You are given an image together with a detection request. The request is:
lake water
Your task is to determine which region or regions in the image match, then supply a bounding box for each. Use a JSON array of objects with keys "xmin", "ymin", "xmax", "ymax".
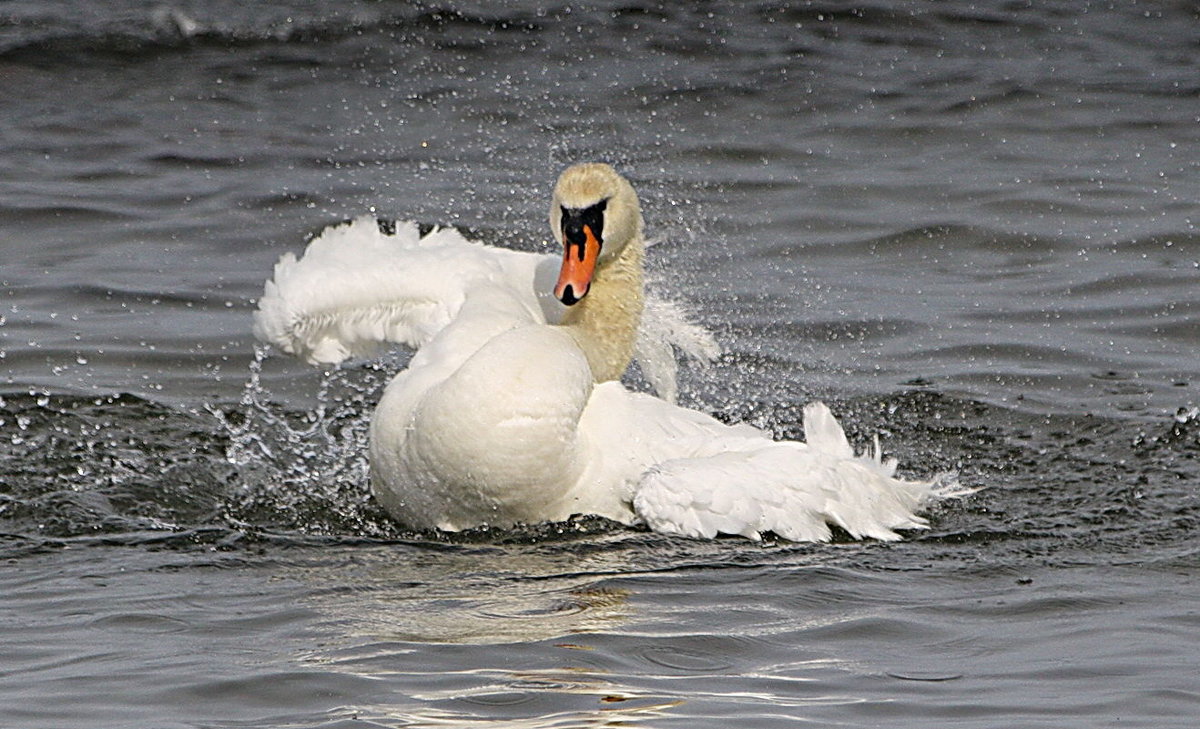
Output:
[{"xmin": 2, "ymin": 1, "xmax": 1198, "ymax": 726}]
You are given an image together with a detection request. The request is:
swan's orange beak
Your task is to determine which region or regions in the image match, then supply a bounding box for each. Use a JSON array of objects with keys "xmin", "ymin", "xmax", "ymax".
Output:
[{"xmin": 554, "ymin": 223, "xmax": 601, "ymax": 306}]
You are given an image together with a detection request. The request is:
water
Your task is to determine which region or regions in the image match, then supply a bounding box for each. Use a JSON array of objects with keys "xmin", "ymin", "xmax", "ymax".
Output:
[{"xmin": 2, "ymin": 1, "xmax": 1198, "ymax": 726}]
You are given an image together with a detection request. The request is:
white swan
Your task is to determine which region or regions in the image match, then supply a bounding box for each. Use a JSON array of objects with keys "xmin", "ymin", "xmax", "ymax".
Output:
[{"xmin": 254, "ymin": 163, "xmax": 957, "ymax": 541}]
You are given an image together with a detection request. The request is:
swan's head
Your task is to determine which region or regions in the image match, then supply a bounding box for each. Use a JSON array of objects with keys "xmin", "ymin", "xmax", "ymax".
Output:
[{"xmin": 550, "ymin": 163, "xmax": 642, "ymax": 306}]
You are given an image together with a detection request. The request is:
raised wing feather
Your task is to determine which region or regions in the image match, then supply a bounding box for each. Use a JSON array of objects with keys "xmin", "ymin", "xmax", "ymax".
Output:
[
  {"xmin": 253, "ymin": 217, "xmax": 553, "ymax": 365},
  {"xmin": 634, "ymin": 294, "xmax": 720, "ymax": 403}
]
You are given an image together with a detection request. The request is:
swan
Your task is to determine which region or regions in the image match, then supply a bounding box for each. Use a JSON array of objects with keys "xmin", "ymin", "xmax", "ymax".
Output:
[{"xmin": 254, "ymin": 163, "xmax": 958, "ymax": 541}]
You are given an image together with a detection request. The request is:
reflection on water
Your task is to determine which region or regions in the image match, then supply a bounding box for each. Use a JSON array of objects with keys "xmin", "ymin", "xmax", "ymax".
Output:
[
  {"xmin": 284, "ymin": 544, "xmax": 684, "ymax": 729},
  {"xmin": 292, "ymin": 544, "xmax": 635, "ymax": 646}
]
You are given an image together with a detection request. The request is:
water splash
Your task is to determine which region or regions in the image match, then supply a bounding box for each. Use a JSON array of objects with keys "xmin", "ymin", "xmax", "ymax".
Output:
[{"xmin": 209, "ymin": 346, "xmax": 401, "ymax": 538}]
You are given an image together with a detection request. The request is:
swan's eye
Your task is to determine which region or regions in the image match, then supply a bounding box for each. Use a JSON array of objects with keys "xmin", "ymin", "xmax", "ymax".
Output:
[{"xmin": 561, "ymin": 199, "xmax": 608, "ymax": 250}]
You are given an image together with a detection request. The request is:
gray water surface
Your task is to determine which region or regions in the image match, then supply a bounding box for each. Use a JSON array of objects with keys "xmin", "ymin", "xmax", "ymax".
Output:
[{"xmin": 2, "ymin": 2, "xmax": 1198, "ymax": 727}]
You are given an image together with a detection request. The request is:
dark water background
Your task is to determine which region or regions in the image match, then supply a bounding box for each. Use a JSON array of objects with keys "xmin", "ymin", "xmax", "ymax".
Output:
[{"xmin": 2, "ymin": 2, "xmax": 1198, "ymax": 726}]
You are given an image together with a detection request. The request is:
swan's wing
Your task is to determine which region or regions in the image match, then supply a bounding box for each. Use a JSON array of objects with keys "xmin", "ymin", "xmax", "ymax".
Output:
[
  {"xmin": 637, "ymin": 238, "xmax": 721, "ymax": 388},
  {"xmin": 583, "ymin": 386, "xmax": 954, "ymax": 542},
  {"xmin": 633, "ymin": 293, "xmax": 720, "ymax": 403},
  {"xmin": 253, "ymin": 216, "xmax": 558, "ymax": 365}
]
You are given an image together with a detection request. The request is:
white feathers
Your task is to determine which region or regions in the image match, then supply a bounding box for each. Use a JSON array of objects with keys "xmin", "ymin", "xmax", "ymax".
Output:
[
  {"xmin": 253, "ymin": 218, "xmax": 535, "ymax": 365},
  {"xmin": 631, "ymin": 402, "xmax": 939, "ymax": 542},
  {"xmin": 633, "ymin": 294, "xmax": 720, "ymax": 403}
]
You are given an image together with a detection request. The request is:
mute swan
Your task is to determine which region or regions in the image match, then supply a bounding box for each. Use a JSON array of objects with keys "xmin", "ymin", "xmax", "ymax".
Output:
[{"xmin": 254, "ymin": 163, "xmax": 957, "ymax": 541}]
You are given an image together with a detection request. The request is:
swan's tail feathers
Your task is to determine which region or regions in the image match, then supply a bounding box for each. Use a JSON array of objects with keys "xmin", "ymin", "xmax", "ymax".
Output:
[
  {"xmin": 803, "ymin": 401, "xmax": 902, "ymax": 477},
  {"xmin": 633, "ymin": 403, "xmax": 958, "ymax": 543},
  {"xmin": 928, "ymin": 471, "xmax": 978, "ymax": 499},
  {"xmin": 802, "ymin": 401, "xmax": 855, "ymax": 460},
  {"xmin": 634, "ymin": 295, "xmax": 721, "ymax": 403},
  {"xmin": 253, "ymin": 216, "xmax": 544, "ymax": 365}
]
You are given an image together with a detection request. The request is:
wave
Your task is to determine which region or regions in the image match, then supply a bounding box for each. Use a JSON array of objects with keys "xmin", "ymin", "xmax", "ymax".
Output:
[{"xmin": 0, "ymin": 2, "xmax": 545, "ymax": 65}]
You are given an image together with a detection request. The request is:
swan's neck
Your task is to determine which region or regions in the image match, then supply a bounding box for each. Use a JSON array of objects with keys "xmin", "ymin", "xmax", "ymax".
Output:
[{"xmin": 560, "ymin": 237, "xmax": 644, "ymax": 383}]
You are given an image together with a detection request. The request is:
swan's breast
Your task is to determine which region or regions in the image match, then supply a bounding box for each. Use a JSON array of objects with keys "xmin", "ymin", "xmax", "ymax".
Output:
[{"xmin": 403, "ymin": 325, "xmax": 593, "ymax": 514}]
